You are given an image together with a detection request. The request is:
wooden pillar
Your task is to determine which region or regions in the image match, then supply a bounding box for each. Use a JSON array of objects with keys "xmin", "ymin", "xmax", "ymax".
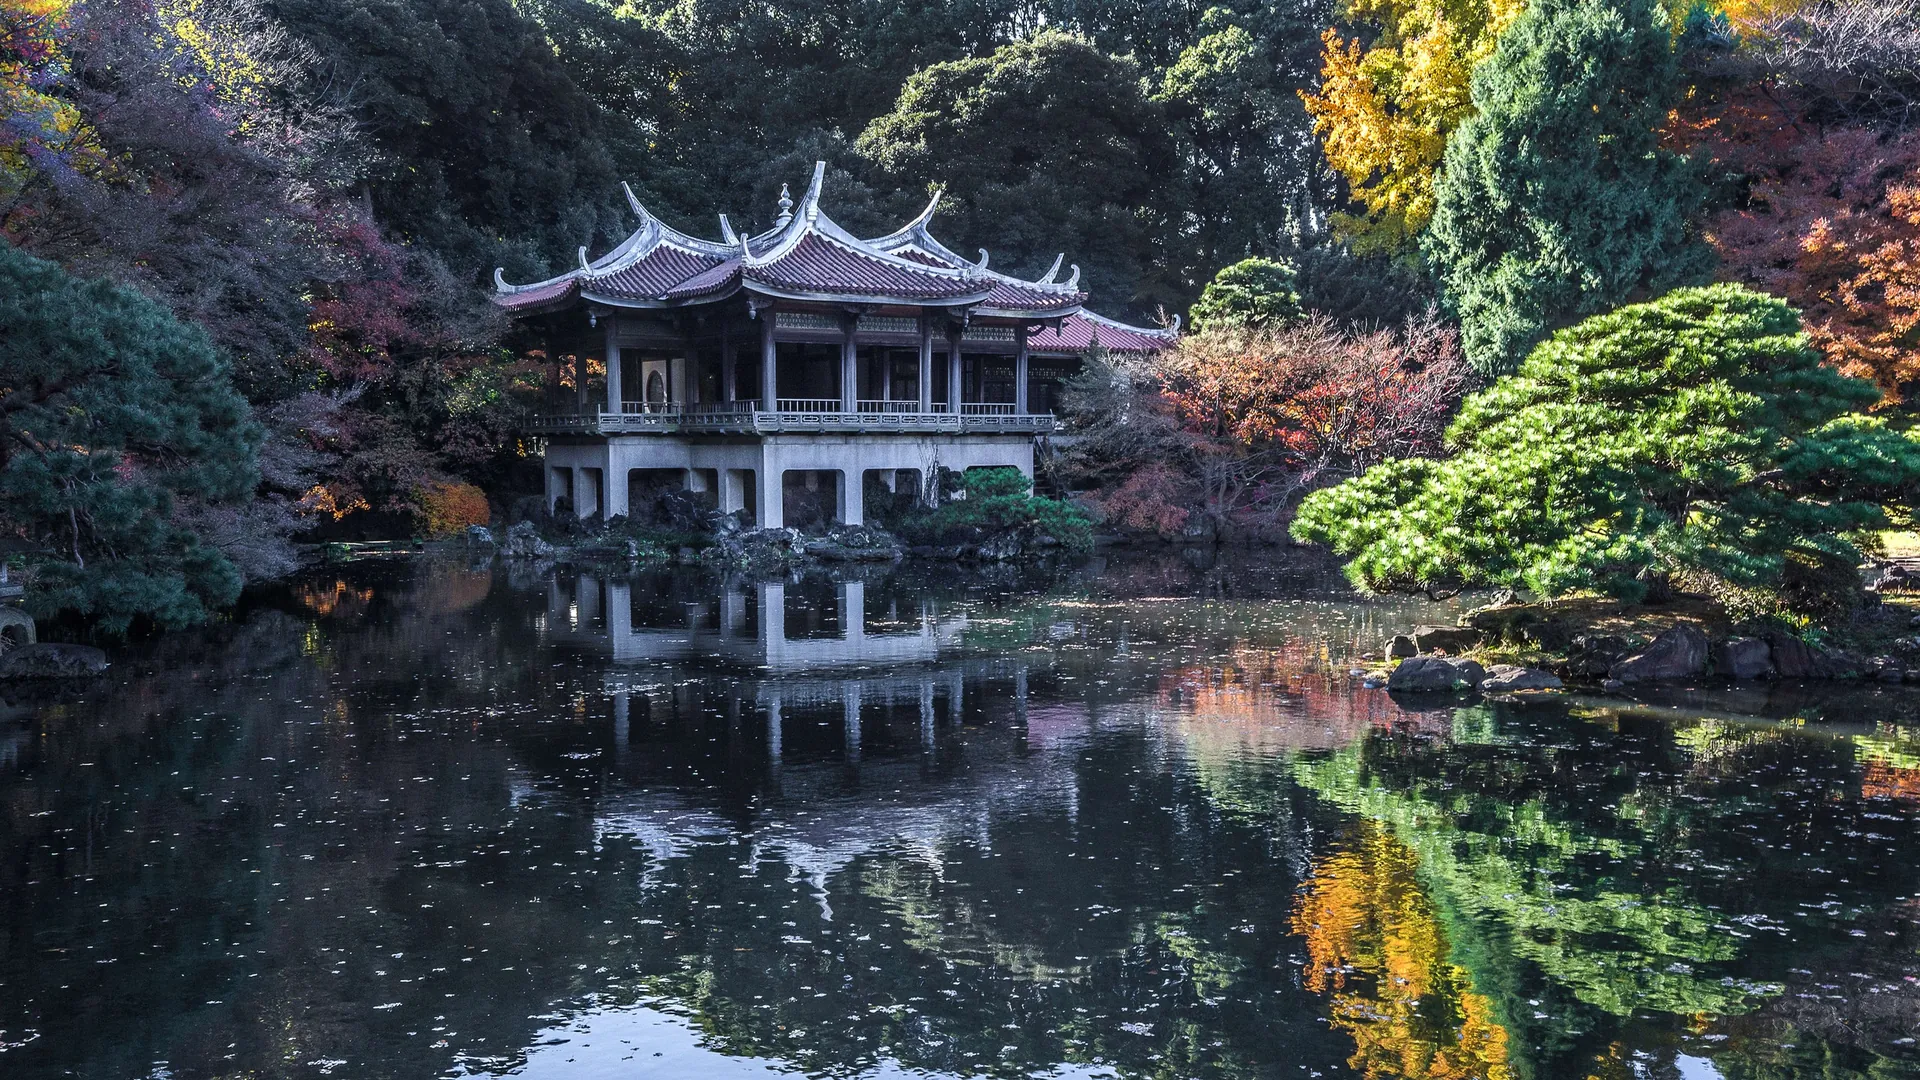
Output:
[
  {"xmin": 760, "ymin": 317, "xmax": 777, "ymax": 412},
  {"xmin": 1014, "ymin": 327, "xmax": 1029, "ymax": 414},
  {"xmin": 917, "ymin": 316, "xmax": 934, "ymax": 413},
  {"xmin": 880, "ymin": 349, "xmax": 892, "ymax": 402},
  {"xmin": 574, "ymin": 352, "xmax": 587, "ymax": 412},
  {"xmin": 946, "ymin": 328, "xmax": 963, "ymax": 413},
  {"xmin": 840, "ymin": 319, "xmax": 858, "ymax": 412},
  {"xmin": 604, "ymin": 322, "xmax": 622, "ymax": 413},
  {"xmin": 722, "ymin": 337, "xmax": 737, "ymax": 402}
]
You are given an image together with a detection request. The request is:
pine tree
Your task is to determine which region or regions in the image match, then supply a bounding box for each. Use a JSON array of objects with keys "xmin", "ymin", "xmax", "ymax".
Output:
[
  {"xmin": 1293, "ymin": 285, "xmax": 1920, "ymax": 621},
  {"xmin": 1422, "ymin": 0, "xmax": 1711, "ymax": 375},
  {"xmin": 0, "ymin": 242, "xmax": 261, "ymax": 633},
  {"xmin": 1188, "ymin": 257, "xmax": 1304, "ymax": 331}
]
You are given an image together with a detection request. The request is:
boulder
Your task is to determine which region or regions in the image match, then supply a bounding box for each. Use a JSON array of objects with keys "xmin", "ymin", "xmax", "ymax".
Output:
[
  {"xmin": 502, "ymin": 521, "xmax": 554, "ymax": 559},
  {"xmin": 1762, "ymin": 632, "xmax": 1861, "ymax": 679},
  {"xmin": 1385, "ymin": 634, "xmax": 1418, "ymax": 660},
  {"xmin": 1609, "ymin": 625, "xmax": 1709, "ymax": 683},
  {"xmin": 1712, "ymin": 637, "xmax": 1773, "ymax": 680},
  {"xmin": 464, "ymin": 525, "xmax": 495, "ymax": 546},
  {"xmin": 0, "ymin": 642, "xmax": 109, "ymax": 679},
  {"xmin": 1866, "ymin": 563, "xmax": 1916, "ymax": 593},
  {"xmin": 1481, "ymin": 665, "xmax": 1564, "ymax": 693},
  {"xmin": 977, "ymin": 531, "xmax": 1024, "ymax": 561},
  {"xmin": 805, "ymin": 525, "xmax": 903, "ymax": 562},
  {"xmin": 1387, "ymin": 655, "xmax": 1486, "ymax": 692},
  {"xmin": 1568, "ymin": 633, "xmax": 1633, "ymax": 677},
  {"xmin": 1411, "ymin": 625, "xmax": 1482, "ymax": 654},
  {"xmin": 1764, "ymin": 632, "xmax": 1818, "ymax": 678}
]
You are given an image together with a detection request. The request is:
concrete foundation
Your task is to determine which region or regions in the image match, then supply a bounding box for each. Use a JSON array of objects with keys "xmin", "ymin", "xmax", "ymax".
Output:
[{"xmin": 544, "ymin": 433, "xmax": 1035, "ymax": 529}]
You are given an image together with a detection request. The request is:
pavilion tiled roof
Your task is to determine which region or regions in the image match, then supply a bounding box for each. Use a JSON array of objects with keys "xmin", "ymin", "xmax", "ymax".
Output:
[
  {"xmin": 1029, "ymin": 310, "xmax": 1178, "ymax": 354},
  {"xmin": 862, "ymin": 194, "xmax": 1086, "ymax": 317},
  {"xmin": 492, "ymin": 162, "xmax": 1137, "ymax": 332}
]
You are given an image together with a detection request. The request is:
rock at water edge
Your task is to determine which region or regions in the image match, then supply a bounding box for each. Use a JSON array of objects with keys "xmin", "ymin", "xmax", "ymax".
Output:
[
  {"xmin": 1388, "ymin": 655, "xmax": 1486, "ymax": 692},
  {"xmin": 1712, "ymin": 637, "xmax": 1773, "ymax": 680},
  {"xmin": 1481, "ymin": 665, "xmax": 1564, "ymax": 692},
  {"xmin": 1609, "ymin": 626, "xmax": 1709, "ymax": 683},
  {"xmin": 0, "ymin": 642, "xmax": 109, "ymax": 679}
]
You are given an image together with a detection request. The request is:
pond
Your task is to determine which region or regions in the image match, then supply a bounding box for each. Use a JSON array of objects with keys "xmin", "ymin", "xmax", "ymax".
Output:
[{"xmin": 1, "ymin": 552, "xmax": 1917, "ymax": 1080}]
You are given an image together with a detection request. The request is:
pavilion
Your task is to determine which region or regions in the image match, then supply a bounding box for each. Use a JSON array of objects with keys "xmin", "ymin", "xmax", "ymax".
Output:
[{"xmin": 497, "ymin": 161, "xmax": 1175, "ymax": 529}]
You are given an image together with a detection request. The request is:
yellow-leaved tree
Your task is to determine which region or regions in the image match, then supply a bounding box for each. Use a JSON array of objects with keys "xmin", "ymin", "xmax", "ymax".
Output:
[
  {"xmin": 1304, "ymin": 0, "xmax": 1524, "ymax": 254},
  {"xmin": 0, "ymin": 0, "xmax": 101, "ymax": 202}
]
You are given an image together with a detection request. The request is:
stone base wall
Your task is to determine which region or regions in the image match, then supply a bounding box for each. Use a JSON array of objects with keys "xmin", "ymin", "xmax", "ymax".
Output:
[{"xmin": 544, "ymin": 433, "xmax": 1035, "ymax": 528}]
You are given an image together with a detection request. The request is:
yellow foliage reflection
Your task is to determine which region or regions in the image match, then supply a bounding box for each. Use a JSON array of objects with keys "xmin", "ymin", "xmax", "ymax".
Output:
[{"xmin": 1293, "ymin": 822, "xmax": 1513, "ymax": 1080}]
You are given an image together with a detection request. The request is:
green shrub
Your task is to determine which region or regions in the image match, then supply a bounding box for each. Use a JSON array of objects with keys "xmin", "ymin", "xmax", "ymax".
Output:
[
  {"xmin": 1188, "ymin": 257, "xmax": 1303, "ymax": 333},
  {"xmin": 899, "ymin": 468, "xmax": 1094, "ymax": 554}
]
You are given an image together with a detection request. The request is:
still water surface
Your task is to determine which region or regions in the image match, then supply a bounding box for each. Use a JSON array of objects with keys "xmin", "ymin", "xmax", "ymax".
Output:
[{"xmin": 1, "ymin": 553, "xmax": 1917, "ymax": 1079}]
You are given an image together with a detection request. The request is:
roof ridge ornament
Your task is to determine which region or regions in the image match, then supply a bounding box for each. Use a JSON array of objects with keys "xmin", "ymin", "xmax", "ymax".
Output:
[
  {"xmin": 1065, "ymin": 264, "xmax": 1080, "ymax": 289},
  {"xmin": 775, "ymin": 184, "xmax": 793, "ymax": 228},
  {"xmin": 1039, "ymin": 254, "xmax": 1064, "ymax": 284},
  {"xmin": 1168, "ymin": 314, "xmax": 1182, "ymax": 334},
  {"xmin": 718, "ymin": 214, "xmax": 738, "ymax": 245},
  {"xmin": 493, "ymin": 267, "xmax": 510, "ymax": 293},
  {"xmin": 975, "ymin": 249, "xmax": 989, "ymax": 272},
  {"xmin": 622, "ymin": 182, "xmax": 650, "ymax": 222},
  {"xmin": 578, "ymin": 246, "xmax": 593, "ymax": 274}
]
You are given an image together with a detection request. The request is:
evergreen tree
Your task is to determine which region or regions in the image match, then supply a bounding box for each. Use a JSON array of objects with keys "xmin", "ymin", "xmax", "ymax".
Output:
[
  {"xmin": 1188, "ymin": 257, "xmax": 1304, "ymax": 330},
  {"xmin": 263, "ymin": 0, "xmax": 641, "ymax": 280},
  {"xmin": 1422, "ymin": 0, "xmax": 1711, "ymax": 374},
  {"xmin": 1293, "ymin": 285, "xmax": 1920, "ymax": 620},
  {"xmin": 0, "ymin": 242, "xmax": 262, "ymax": 633},
  {"xmin": 857, "ymin": 31, "xmax": 1177, "ymax": 314}
]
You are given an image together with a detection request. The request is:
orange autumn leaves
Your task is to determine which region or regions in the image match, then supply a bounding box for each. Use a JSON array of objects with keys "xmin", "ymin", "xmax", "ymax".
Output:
[
  {"xmin": 1293, "ymin": 823, "xmax": 1514, "ymax": 1080},
  {"xmin": 1701, "ymin": 119, "xmax": 1920, "ymax": 402}
]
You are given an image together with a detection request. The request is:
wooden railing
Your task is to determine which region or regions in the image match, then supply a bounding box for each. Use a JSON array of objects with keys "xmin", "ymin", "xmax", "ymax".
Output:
[
  {"xmin": 857, "ymin": 400, "xmax": 924, "ymax": 414},
  {"xmin": 959, "ymin": 402, "xmax": 1016, "ymax": 415},
  {"xmin": 775, "ymin": 398, "xmax": 843, "ymax": 413}
]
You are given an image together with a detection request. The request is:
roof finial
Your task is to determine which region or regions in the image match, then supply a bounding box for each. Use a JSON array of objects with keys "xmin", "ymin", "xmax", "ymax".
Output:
[
  {"xmin": 493, "ymin": 267, "xmax": 510, "ymax": 293},
  {"xmin": 975, "ymin": 249, "xmax": 990, "ymax": 272},
  {"xmin": 1040, "ymin": 253, "xmax": 1064, "ymax": 284},
  {"xmin": 578, "ymin": 246, "xmax": 592, "ymax": 273},
  {"xmin": 718, "ymin": 214, "xmax": 738, "ymax": 245},
  {"xmin": 1065, "ymin": 264, "xmax": 1081, "ymax": 289},
  {"xmin": 775, "ymin": 184, "xmax": 793, "ymax": 228},
  {"xmin": 1168, "ymin": 314, "xmax": 1182, "ymax": 334}
]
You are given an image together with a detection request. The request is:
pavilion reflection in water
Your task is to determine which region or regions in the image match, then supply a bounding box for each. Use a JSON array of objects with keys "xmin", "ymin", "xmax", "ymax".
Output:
[{"xmin": 541, "ymin": 571, "xmax": 1039, "ymax": 769}]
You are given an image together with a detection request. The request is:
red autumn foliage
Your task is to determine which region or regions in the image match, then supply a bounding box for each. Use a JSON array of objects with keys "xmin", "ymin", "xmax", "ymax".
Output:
[
  {"xmin": 1067, "ymin": 315, "xmax": 1473, "ymax": 536},
  {"xmin": 1696, "ymin": 108, "xmax": 1920, "ymax": 401}
]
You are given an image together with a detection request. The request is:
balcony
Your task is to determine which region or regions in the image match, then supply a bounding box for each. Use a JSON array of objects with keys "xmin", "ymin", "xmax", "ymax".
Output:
[{"xmin": 527, "ymin": 401, "xmax": 1056, "ymax": 437}]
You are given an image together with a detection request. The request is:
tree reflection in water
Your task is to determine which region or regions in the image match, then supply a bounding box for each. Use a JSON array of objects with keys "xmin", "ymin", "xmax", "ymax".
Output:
[
  {"xmin": 0, "ymin": 553, "xmax": 1915, "ymax": 1079},
  {"xmin": 1293, "ymin": 822, "xmax": 1513, "ymax": 1080}
]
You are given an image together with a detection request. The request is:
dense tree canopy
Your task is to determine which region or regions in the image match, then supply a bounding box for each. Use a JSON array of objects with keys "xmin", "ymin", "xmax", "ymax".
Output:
[
  {"xmin": 0, "ymin": 241, "xmax": 261, "ymax": 632},
  {"xmin": 1293, "ymin": 285, "xmax": 1920, "ymax": 617},
  {"xmin": 858, "ymin": 31, "xmax": 1179, "ymax": 311},
  {"xmin": 1421, "ymin": 0, "xmax": 1710, "ymax": 374}
]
